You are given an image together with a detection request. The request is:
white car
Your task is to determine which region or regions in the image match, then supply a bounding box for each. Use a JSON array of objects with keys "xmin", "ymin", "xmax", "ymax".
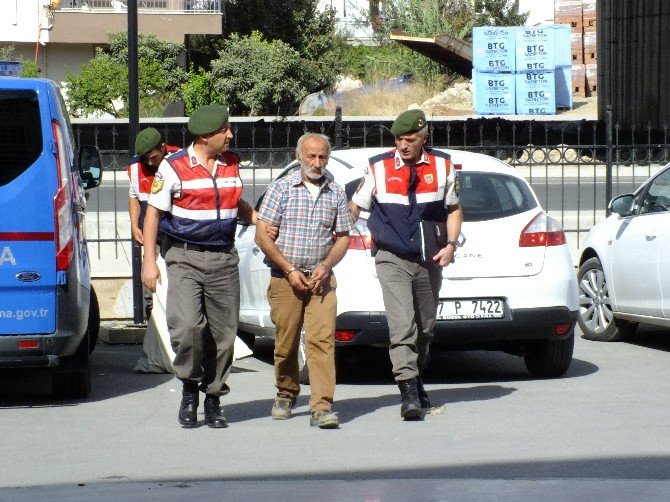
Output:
[
  {"xmin": 236, "ymin": 148, "xmax": 578, "ymax": 380},
  {"xmin": 578, "ymin": 162, "xmax": 670, "ymax": 341}
]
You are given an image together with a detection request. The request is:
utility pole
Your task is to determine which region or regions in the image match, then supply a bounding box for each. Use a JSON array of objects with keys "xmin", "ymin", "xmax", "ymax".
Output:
[{"xmin": 127, "ymin": 0, "xmax": 143, "ymax": 325}]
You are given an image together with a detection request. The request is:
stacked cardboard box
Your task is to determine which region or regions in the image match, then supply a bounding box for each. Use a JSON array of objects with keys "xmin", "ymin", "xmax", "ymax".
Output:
[
  {"xmin": 472, "ymin": 25, "xmax": 573, "ymax": 115},
  {"xmin": 555, "ymin": 0, "xmax": 597, "ymax": 97},
  {"xmin": 472, "ymin": 27, "xmax": 518, "ymax": 114}
]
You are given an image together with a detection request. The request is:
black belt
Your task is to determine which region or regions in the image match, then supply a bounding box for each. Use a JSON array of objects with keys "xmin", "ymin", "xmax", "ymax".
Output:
[
  {"xmin": 169, "ymin": 239, "xmax": 232, "ymax": 253},
  {"xmin": 270, "ymin": 268, "xmax": 313, "ymax": 278}
]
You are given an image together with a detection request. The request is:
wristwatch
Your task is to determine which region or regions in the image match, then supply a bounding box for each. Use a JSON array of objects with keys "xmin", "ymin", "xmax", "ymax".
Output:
[
  {"xmin": 285, "ymin": 266, "xmax": 298, "ymax": 277},
  {"xmin": 445, "ymin": 241, "xmax": 457, "ymax": 248}
]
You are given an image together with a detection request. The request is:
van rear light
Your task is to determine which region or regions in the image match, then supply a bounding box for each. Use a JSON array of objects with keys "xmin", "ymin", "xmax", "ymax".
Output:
[
  {"xmin": 52, "ymin": 120, "xmax": 74, "ymax": 270},
  {"xmin": 54, "ymin": 188, "xmax": 74, "ymax": 270},
  {"xmin": 335, "ymin": 329, "xmax": 356, "ymax": 342},
  {"xmin": 18, "ymin": 340, "xmax": 39, "ymax": 349},
  {"xmin": 519, "ymin": 212, "xmax": 566, "ymax": 247}
]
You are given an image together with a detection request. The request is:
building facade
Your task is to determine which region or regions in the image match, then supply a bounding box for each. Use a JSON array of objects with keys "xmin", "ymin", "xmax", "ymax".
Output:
[{"xmin": 1, "ymin": 0, "xmax": 223, "ymax": 84}]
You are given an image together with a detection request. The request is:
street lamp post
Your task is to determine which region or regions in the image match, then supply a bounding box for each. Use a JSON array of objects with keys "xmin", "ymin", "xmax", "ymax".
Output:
[{"xmin": 127, "ymin": 0, "xmax": 144, "ymax": 325}]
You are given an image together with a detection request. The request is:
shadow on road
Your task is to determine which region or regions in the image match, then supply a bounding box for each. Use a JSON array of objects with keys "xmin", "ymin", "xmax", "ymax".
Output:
[
  {"xmin": 0, "ymin": 343, "xmax": 173, "ymax": 408},
  {"xmin": 624, "ymin": 324, "xmax": 670, "ymax": 352},
  {"xmin": 252, "ymin": 336, "xmax": 598, "ymax": 386}
]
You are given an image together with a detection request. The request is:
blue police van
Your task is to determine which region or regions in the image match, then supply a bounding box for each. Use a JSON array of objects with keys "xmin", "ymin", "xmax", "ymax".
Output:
[{"xmin": 0, "ymin": 77, "xmax": 102, "ymax": 398}]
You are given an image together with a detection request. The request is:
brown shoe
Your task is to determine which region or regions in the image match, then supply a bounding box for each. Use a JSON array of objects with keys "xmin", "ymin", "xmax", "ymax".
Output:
[
  {"xmin": 271, "ymin": 394, "xmax": 296, "ymax": 420},
  {"xmin": 310, "ymin": 409, "xmax": 339, "ymax": 429}
]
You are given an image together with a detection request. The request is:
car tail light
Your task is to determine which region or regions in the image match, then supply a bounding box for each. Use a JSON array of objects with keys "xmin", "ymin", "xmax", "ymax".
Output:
[
  {"xmin": 52, "ymin": 120, "xmax": 74, "ymax": 270},
  {"xmin": 18, "ymin": 340, "xmax": 39, "ymax": 349},
  {"xmin": 349, "ymin": 234, "xmax": 372, "ymax": 250},
  {"xmin": 519, "ymin": 212, "xmax": 566, "ymax": 247},
  {"xmin": 335, "ymin": 329, "xmax": 356, "ymax": 342},
  {"xmin": 554, "ymin": 323, "xmax": 572, "ymax": 335},
  {"xmin": 349, "ymin": 220, "xmax": 372, "ymax": 250}
]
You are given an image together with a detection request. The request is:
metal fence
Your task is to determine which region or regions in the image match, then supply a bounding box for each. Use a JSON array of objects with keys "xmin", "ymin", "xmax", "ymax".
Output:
[{"xmin": 77, "ymin": 110, "xmax": 670, "ymax": 277}]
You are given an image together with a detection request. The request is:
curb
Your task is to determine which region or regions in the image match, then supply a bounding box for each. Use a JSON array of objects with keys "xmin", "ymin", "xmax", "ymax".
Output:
[{"xmin": 99, "ymin": 320, "xmax": 146, "ymax": 344}]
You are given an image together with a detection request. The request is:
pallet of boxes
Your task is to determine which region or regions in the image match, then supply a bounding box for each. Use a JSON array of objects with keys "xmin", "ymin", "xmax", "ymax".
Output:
[
  {"xmin": 471, "ymin": 24, "xmax": 574, "ymax": 115},
  {"xmin": 555, "ymin": 0, "xmax": 597, "ymax": 98}
]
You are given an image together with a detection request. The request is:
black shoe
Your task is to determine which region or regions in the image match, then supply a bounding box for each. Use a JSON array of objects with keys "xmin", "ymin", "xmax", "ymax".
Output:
[
  {"xmin": 398, "ymin": 378, "xmax": 425, "ymax": 421},
  {"xmin": 204, "ymin": 395, "xmax": 228, "ymax": 429},
  {"xmin": 178, "ymin": 387, "xmax": 199, "ymax": 427},
  {"xmin": 416, "ymin": 376, "xmax": 431, "ymax": 410}
]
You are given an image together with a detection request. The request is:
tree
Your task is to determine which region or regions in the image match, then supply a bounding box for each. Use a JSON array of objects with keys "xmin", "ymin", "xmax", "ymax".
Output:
[
  {"xmin": 64, "ymin": 33, "xmax": 186, "ymax": 118},
  {"xmin": 473, "ymin": 0, "xmax": 529, "ymax": 27},
  {"xmin": 181, "ymin": 65, "xmax": 225, "ymax": 115},
  {"xmin": 0, "ymin": 45, "xmax": 40, "ymax": 77},
  {"xmin": 188, "ymin": 0, "xmax": 346, "ymax": 92},
  {"xmin": 209, "ymin": 32, "xmax": 307, "ymax": 116},
  {"xmin": 65, "ymin": 51, "xmax": 127, "ymax": 117}
]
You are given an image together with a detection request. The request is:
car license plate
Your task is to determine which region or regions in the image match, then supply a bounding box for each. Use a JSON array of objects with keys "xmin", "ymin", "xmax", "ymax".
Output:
[{"xmin": 436, "ymin": 299, "xmax": 504, "ymax": 320}]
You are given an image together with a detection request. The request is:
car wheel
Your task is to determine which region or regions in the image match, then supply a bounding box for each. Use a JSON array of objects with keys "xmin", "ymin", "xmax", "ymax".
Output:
[
  {"xmin": 52, "ymin": 332, "xmax": 91, "ymax": 399},
  {"xmin": 577, "ymin": 257, "xmax": 635, "ymax": 342},
  {"xmin": 298, "ymin": 329, "xmax": 309, "ymax": 385},
  {"xmin": 523, "ymin": 332, "xmax": 574, "ymax": 378},
  {"xmin": 88, "ymin": 286, "xmax": 100, "ymax": 355}
]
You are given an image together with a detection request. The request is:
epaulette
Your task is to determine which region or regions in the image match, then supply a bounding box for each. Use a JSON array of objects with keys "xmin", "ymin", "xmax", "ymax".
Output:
[
  {"xmin": 425, "ymin": 147, "xmax": 450, "ymax": 160},
  {"xmin": 368, "ymin": 149, "xmax": 395, "ymax": 165}
]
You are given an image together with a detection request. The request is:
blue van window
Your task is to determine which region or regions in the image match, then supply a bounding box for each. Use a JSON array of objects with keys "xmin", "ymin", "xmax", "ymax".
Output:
[{"xmin": 0, "ymin": 90, "xmax": 42, "ymax": 186}]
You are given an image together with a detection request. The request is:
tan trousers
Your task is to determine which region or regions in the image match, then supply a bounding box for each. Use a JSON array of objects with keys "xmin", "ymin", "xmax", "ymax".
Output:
[{"xmin": 268, "ymin": 274, "xmax": 337, "ymax": 412}]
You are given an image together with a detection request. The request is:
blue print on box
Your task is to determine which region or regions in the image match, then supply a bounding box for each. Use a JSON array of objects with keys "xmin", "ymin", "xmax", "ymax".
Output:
[
  {"xmin": 473, "ymin": 70, "xmax": 516, "ymax": 114},
  {"xmin": 473, "ymin": 27, "xmax": 516, "ymax": 72},
  {"xmin": 515, "ymin": 70, "xmax": 556, "ymax": 115},
  {"xmin": 516, "ymin": 28, "xmax": 556, "ymax": 72}
]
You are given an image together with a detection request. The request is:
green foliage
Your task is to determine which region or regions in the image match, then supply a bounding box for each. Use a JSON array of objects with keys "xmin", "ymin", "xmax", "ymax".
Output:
[
  {"xmin": 64, "ymin": 33, "xmax": 186, "ymax": 117},
  {"xmin": 182, "ymin": 65, "xmax": 226, "ymax": 115},
  {"xmin": 0, "ymin": 45, "xmax": 41, "ymax": 77},
  {"xmin": 188, "ymin": 0, "xmax": 345, "ymax": 94},
  {"xmin": 474, "ymin": 0, "xmax": 529, "ymax": 27},
  {"xmin": 107, "ymin": 32, "xmax": 187, "ymax": 94},
  {"xmin": 19, "ymin": 60, "xmax": 40, "ymax": 78},
  {"xmin": 224, "ymin": 0, "xmax": 338, "ymax": 55},
  {"xmin": 210, "ymin": 32, "xmax": 308, "ymax": 115},
  {"xmin": 65, "ymin": 50, "xmax": 127, "ymax": 117}
]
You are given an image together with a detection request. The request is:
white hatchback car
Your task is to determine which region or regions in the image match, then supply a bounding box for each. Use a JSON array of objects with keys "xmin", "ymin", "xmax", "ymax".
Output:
[
  {"xmin": 236, "ymin": 148, "xmax": 578, "ymax": 379},
  {"xmin": 578, "ymin": 162, "xmax": 670, "ymax": 341}
]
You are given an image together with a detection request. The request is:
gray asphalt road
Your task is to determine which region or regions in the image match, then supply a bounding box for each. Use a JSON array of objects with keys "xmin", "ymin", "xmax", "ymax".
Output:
[{"xmin": 1, "ymin": 326, "xmax": 670, "ymax": 499}]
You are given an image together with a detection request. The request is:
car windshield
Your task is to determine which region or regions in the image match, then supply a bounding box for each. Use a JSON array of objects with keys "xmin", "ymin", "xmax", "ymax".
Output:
[
  {"xmin": 458, "ymin": 172, "xmax": 537, "ymax": 222},
  {"xmin": 0, "ymin": 90, "xmax": 42, "ymax": 187}
]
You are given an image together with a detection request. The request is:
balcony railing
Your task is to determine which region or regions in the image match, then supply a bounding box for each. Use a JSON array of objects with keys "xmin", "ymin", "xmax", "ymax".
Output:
[{"xmin": 56, "ymin": 0, "xmax": 222, "ymax": 14}]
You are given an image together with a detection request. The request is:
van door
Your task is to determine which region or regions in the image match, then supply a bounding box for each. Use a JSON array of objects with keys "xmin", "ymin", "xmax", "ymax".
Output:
[{"xmin": 0, "ymin": 87, "xmax": 58, "ymax": 335}]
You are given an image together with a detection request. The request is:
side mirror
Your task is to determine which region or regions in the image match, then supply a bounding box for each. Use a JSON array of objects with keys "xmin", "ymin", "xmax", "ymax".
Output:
[
  {"xmin": 79, "ymin": 145, "xmax": 103, "ymax": 190},
  {"xmin": 609, "ymin": 193, "xmax": 634, "ymax": 217}
]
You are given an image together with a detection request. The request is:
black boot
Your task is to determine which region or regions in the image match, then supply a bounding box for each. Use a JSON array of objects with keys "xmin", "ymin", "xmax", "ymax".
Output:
[
  {"xmin": 178, "ymin": 383, "xmax": 199, "ymax": 427},
  {"xmin": 204, "ymin": 395, "xmax": 228, "ymax": 429},
  {"xmin": 398, "ymin": 378, "xmax": 424, "ymax": 420},
  {"xmin": 416, "ymin": 375, "xmax": 431, "ymax": 410}
]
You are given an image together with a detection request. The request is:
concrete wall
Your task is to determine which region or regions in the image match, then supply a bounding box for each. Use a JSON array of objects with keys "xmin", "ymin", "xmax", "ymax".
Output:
[{"xmin": 0, "ymin": 0, "xmax": 48, "ymax": 44}]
